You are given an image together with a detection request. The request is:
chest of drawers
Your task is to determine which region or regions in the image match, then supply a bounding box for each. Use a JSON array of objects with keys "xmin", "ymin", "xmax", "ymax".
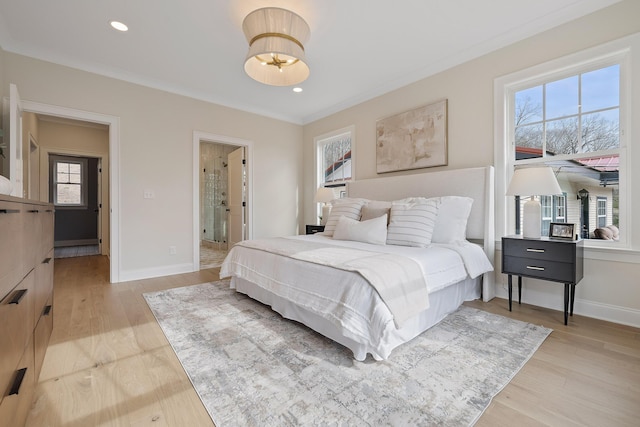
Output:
[{"xmin": 502, "ymin": 235, "xmax": 583, "ymax": 325}]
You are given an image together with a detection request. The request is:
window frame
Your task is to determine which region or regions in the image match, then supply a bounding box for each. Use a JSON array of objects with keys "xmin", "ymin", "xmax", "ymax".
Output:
[
  {"xmin": 495, "ymin": 35, "xmax": 634, "ymax": 253},
  {"xmin": 314, "ymin": 126, "xmax": 355, "ymax": 217},
  {"xmin": 597, "ymin": 196, "xmax": 607, "ymax": 228},
  {"xmin": 51, "ymin": 156, "xmax": 88, "ymax": 208}
]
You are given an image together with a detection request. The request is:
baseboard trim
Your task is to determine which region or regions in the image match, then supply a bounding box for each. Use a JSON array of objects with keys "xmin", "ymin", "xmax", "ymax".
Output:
[
  {"xmin": 118, "ymin": 263, "xmax": 194, "ymax": 283},
  {"xmin": 494, "ymin": 284, "xmax": 640, "ymax": 328}
]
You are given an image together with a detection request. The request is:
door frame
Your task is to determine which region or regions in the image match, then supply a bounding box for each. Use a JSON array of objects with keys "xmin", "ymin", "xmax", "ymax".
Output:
[
  {"xmin": 46, "ymin": 152, "xmax": 103, "ymax": 250},
  {"xmin": 192, "ymin": 131, "xmax": 253, "ymax": 271},
  {"xmin": 22, "ymin": 100, "xmax": 120, "ymax": 283}
]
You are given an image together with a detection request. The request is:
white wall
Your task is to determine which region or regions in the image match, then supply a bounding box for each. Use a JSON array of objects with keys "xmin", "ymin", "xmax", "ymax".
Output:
[
  {"xmin": 303, "ymin": 0, "xmax": 640, "ymax": 326},
  {"xmin": 2, "ymin": 52, "xmax": 303, "ymax": 281}
]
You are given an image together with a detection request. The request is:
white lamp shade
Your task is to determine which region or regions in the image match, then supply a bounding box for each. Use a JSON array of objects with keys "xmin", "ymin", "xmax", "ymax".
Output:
[
  {"xmin": 506, "ymin": 167, "xmax": 562, "ymax": 197},
  {"xmin": 243, "ymin": 7, "xmax": 310, "ymax": 86},
  {"xmin": 314, "ymin": 187, "xmax": 334, "ymax": 204},
  {"xmin": 506, "ymin": 167, "xmax": 562, "ymax": 239}
]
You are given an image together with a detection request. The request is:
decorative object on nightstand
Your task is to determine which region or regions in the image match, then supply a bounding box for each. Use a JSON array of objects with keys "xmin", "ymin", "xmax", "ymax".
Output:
[
  {"xmin": 506, "ymin": 167, "xmax": 562, "ymax": 238},
  {"xmin": 306, "ymin": 224, "xmax": 325, "ymax": 235},
  {"xmin": 502, "ymin": 235, "xmax": 583, "ymax": 325},
  {"xmin": 314, "ymin": 187, "xmax": 334, "ymax": 225}
]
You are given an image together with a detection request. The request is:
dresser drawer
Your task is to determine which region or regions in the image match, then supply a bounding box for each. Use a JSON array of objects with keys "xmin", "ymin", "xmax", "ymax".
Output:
[
  {"xmin": 0, "ymin": 337, "xmax": 35, "ymax": 427},
  {"xmin": 502, "ymin": 238, "xmax": 574, "ymax": 263},
  {"xmin": 34, "ymin": 295, "xmax": 54, "ymax": 382},
  {"xmin": 0, "ymin": 270, "xmax": 35, "ymax": 407},
  {"xmin": 503, "ymin": 255, "xmax": 577, "ymax": 283},
  {"xmin": 34, "ymin": 249, "xmax": 54, "ymax": 327},
  {"xmin": 0, "ymin": 200, "xmax": 24, "ymax": 301}
]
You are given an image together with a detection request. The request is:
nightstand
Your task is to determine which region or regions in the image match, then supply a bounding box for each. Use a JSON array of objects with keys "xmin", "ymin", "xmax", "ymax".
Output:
[
  {"xmin": 502, "ymin": 235, "xmax": 584, "ymax": 325},
  {"xmin": 306, "ymin": 224, "xmax": 325, "ymax": 235}
]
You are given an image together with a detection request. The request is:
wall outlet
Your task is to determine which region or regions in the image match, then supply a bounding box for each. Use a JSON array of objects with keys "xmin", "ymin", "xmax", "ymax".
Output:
[
  {"xmin": 144, "ymin": 190, "xmax": 155, "ymax": 199},
  {"xmin": 169, "ymin": 246, "xmax": 177, "ymax": 255}
]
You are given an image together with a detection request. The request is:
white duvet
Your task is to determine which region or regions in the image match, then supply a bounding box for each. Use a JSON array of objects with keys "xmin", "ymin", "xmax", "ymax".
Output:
[{"xmin": 219, "ymin": 234, "xmax": 493, "ymax": 360}]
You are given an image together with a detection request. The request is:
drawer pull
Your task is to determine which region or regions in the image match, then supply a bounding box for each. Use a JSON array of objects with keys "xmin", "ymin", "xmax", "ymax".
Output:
[
  {"xmin": 8, "ymin": 289, "xmax": 28, "ymax": 304},
  {"xmin": 526, "ymin": 266, "xmax": 545, "ymax": 271},
  {"xmin": 43, "ymin": 305, "xmax": 52, "ymax": 316},
  {"xmin": 0, "ymin": 209, "xmax": 20, "ymax": 214},
  {"xmin": 526, "ymin": 248, "xmax": 545, "ymax": 253},
  {"xmin": 27, "ymin": 209, "xmax": 40, "ymax": 213},
  {"xmin": 9, "ymin": 368, "xmax": 27, "ymax": 396}
]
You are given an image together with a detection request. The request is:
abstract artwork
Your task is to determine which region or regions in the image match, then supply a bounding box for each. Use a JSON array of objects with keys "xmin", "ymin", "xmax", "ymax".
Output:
[{"xmin": 376, "ymin": 99, "xmax": 448, "ymax": 173}]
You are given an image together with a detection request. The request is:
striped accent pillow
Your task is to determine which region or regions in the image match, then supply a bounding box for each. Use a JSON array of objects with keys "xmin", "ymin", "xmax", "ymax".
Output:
[
  {"xmin": 386, "ymin": 197, "xmax": 440, "ymax": 247},
  {"xmin": 323, "ymin": 198, "xmax": 367, "ymax": 237}
]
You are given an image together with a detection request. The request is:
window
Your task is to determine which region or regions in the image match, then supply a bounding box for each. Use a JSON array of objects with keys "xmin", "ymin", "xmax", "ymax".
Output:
[
  {"xmin": 539, "ymin": 194, "xmax": 567, "ymax": 237},
  {"xmin": 51, "ymin": 157, "xmax": 87, "ymax": 207},
  {"xmin": 597, "ymin": 197, "xmax": 607, "ymax": 228},
  {"xmin": 314, "ymin": 126, "xmax": 354, "ymax": 220},
  {"xmin": 496, "ymin": 36, "xmax": 632, "ymax": 248}
]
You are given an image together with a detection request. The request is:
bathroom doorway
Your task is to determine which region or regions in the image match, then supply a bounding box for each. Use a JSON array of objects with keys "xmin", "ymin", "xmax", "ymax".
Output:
[{"xmin": 193, "ymin": 131, "xmax": 253, "ymax": 271}]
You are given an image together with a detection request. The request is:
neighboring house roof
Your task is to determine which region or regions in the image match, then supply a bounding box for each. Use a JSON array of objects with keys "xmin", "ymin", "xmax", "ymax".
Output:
[{"xmin": 515, "ymin": 146, "xmax": 619, "ymax": 186}]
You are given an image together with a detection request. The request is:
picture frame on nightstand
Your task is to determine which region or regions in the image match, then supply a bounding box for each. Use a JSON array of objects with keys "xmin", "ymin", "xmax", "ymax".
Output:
[{"xmin": 549, "ymin": 222, "xmax": 576, "ymax": 240}]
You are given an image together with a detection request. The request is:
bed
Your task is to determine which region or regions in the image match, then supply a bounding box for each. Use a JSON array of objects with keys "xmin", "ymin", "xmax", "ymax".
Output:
[{"xmin": 220, "ymin": 166, "xmax": 495, "ymax": 361}]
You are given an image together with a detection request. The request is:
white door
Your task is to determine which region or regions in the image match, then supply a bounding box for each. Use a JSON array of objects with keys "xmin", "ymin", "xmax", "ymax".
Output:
[
  {"xmin": 2, "ymin": 84, "xmax": 24, "ymax": 197},
  {"xmin": 228, "ymin": 147, "xmax": 246, "ymax": 247}
]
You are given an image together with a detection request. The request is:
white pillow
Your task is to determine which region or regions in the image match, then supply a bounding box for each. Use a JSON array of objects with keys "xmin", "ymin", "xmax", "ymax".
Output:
[
  {"xmin": 333, "ymin": 214, "xmax": 388, "ymax": 245},
  {"xmin": 322, "ymin": 198, "xmax": 367, "ymax": 237},
  {"xmin": 431, "ymin": 196, "xmax": 474, "ymax": 243},
  {"xmin": 386, "ymin": 197, "xmax": 439, "ymax": 247}
]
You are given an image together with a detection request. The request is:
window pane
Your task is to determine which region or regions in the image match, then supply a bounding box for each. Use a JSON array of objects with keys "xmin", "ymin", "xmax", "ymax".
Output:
[
  {"xmin": 581, "ymin": 109, "xmax": 619, "ymax": 151},
  {"xmin": 321, "ymin": 136, "xmax": 351, "ymax": 184},
  {"xmin": 515, "ymin": 86, "xmax": 543, "ymax": 125},
  {"xmin": 57, "ymin": 163, "xmax": 69, "ymax": 174},
  {"xmin": 56, "ymin": 183, "xmax": 81, "ymax": 204},
  {"xmin": 546, "ymin": 76, "xmax": 579, "ymax": 119},
  {"xmin": 582, "ymin": 65, "xmax": 619, "ymax": 112},
  {"xmin": 68, "ymin": 163, "xmax": 81, "ymax": 174},
  {"xmin": 514, "ymin": 123, "xmax": 543, "ymax": 160},
  {"xmin": 546, "ymin": 117, "xmax": 579, "ymax": 155},
  {"xmin": 69, "ymin": 172, "xmax": 82, "ymax": 184},
  {"xmin": 546, "ymin": 155, "xmax": 619, "ymax": 238},
  {"xmin": 57, "ymin": 172, "xmax": 69, "ymax": 183}
]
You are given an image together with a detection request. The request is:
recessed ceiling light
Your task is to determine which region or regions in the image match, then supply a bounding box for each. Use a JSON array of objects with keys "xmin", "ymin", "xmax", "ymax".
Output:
[
  {"xmin": 110, "ymin": 21, "xmax": 128, "ymax": 32},
  {"xmin": 293, "ymin": 87, "xmax": 303, "ymax": 93}
]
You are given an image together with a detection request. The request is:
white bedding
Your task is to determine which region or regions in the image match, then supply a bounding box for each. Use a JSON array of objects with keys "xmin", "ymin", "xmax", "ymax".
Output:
[{"xmin": 219, "ymin": 234, "xmax": 493, "ymax": 360}]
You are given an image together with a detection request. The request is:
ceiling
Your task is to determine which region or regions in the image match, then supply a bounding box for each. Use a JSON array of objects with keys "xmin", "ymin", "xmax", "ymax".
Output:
[{"xmin": 0, "ymin": 0, "xmax": 621, "ymax": 125}]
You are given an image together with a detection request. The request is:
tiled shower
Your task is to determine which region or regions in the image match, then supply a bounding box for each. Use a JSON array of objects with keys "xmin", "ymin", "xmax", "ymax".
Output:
[{"xmin": 200, "ymin": 142, "xmax": 237, "ymax": 250}]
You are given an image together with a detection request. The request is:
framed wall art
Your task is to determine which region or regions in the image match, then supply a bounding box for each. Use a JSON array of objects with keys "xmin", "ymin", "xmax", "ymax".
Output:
[{"xmin": 376, "ymin": 99, "xmax": 448, "ymax": 173}]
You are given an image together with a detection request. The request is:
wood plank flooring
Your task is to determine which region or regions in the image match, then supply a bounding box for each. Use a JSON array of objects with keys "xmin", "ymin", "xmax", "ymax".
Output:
[{"xmin": 26, "ymin": 255, "xmax": 640, "ymax": 426}]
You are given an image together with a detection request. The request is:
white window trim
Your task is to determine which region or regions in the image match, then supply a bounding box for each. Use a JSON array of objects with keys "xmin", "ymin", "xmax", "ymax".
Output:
[
  {"xmin": 51, "ymin": 156, "xmax": 88, "ymax": 208},
  {"xmin": 314, "ymin": 125, "xmax": 355, "ymax": 221},
  {"xmin": 314, "ymin": 125, "xmax": 355, "ymax": 189},
  {"xmin": 494, "ymin": 33, "xmax": 637, "ymax": 262}
]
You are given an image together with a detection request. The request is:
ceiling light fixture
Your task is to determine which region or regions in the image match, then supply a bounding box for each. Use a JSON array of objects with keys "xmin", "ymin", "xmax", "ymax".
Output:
[
  {"xmin": 242, "ymin": 7, "xmax": 310, "ymax": 86},
  {"xmin": 110, "ymin": 21, "xmax": 128, "ymax": 32}
]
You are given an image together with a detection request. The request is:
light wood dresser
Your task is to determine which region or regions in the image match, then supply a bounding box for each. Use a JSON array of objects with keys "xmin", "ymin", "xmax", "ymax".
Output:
[{"xmin": 0, "ymin": 195, "xmax": 54, "ymax": 427}]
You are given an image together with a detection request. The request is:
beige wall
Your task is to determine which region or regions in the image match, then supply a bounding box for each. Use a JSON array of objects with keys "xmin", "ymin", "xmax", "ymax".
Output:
[
  {"xmin": 37, "ymin": 119, "xmax": 110, "ymax": 255},
  {"xmin": 303, "ymin": 0, "xmax": 640, "ymax": 324},
  {"xmin": 1, "ymin": 52, "xmax": 303, "ymax": 278}
]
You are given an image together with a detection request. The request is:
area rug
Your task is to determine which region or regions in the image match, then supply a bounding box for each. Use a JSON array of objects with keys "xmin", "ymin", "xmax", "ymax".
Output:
[{"xmin": 144, "ymin": 280, "xmax": 551, "ymax": 426}]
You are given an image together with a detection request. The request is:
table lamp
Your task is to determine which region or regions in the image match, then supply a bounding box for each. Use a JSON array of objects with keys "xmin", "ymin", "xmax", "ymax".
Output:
[
  {"xmin": 314, "ymin": 187, "xmax": 334, "ymax": 225},
  {"xmin": 506, "ymin": 167, "xmax": 562, "ymax": 238}
]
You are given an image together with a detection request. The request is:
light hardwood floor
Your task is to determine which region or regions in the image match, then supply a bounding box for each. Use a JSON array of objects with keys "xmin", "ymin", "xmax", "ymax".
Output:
[{"xmin": 26, "ymin": 255, "xmax": 639, "ymax": 426}]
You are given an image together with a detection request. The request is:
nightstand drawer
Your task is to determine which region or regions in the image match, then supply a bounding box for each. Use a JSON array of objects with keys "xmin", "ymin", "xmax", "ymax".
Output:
[
  {"xmin": 503, "ymin": 256, "xmax": 576, "ymax": 283},
  {"xmin": 502, "ymin": 238, "xmax": 573, "ymax": 263},
  {"xmin": 306, "ymin": 225, "xmax": 325, "ymax": 235}
]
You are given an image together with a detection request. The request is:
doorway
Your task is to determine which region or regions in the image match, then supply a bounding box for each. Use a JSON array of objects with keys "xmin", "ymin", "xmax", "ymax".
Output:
[
  {"xmin": 49, "ymin": 154, "xmax": 101, "ymax": 258},
  {"xmin": 193, "ymin": 131, "xmax": 253, "ymax": 271}
]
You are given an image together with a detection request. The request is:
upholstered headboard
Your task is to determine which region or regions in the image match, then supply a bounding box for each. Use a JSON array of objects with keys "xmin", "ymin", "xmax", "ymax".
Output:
[{"xmin": 346, "ymin": 166, "xmax": 495, "ymax": 301}]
